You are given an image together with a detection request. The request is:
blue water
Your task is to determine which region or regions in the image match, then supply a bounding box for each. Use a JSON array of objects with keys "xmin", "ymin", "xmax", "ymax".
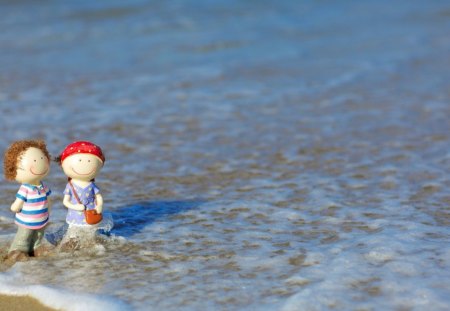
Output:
[{"xmin": 0, "ymin": 0, "xmax": 449, "ymax": 310}]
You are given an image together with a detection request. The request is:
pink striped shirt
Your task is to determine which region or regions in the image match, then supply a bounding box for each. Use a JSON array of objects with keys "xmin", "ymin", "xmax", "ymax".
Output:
[{"xmin": 15, "ymin": 183, "xmax": 51, "ymax": 229}]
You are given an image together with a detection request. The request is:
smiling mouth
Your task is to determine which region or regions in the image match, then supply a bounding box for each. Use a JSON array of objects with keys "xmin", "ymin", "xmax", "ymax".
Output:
[
  {"xmin": 71, "ymin": 167, "xmax": 95, "ymax": 176},
  {"xmin": 30, "ymin": 167, "xmax": 48, "ymax": 176}
]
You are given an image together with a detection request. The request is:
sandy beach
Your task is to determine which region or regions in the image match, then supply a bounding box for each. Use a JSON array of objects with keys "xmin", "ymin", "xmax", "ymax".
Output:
[{"xmin": 0, "ymin": 294, "xmax": 56, "ymax": 311}]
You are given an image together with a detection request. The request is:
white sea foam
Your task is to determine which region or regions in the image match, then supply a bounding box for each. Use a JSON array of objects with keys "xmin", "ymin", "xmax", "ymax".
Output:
[
  {"xmin": 280, "ymin": 224, "xmax": 450, "ymax": 311},
  {"xmin": 0, "ymin": 271, "xmax": 130, "ymax": 311}
]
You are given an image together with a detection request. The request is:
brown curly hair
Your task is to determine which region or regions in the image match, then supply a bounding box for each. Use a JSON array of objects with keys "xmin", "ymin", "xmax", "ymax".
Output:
[{"xmin": 3, "ymin": 140, "xmax": 51, "ymax": 181}]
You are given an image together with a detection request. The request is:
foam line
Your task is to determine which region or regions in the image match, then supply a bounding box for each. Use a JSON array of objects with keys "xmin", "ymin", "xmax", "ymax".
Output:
[{"xmin": 0, "ymin": 274, "xmax": 131, "ymax": 311}]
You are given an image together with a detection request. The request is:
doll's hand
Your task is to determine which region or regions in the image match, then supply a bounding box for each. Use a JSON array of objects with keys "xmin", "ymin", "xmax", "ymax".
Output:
[
  {"xmin": 73, "ymin": 204, "xmax": 86, "ymax": 211},
  {"xmin": 10, "ymin": 203, "xmax": 21, "ymax": 213},
  {"xmin": 95, "ymin": 205, "xmax": 103, "ymax": 214}
]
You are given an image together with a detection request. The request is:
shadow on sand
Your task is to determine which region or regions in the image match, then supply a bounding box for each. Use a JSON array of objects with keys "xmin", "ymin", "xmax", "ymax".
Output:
[
  {"xmin": 44, "ymin": 200, "xmax": 204, "ymax": 245},
  {"xmin": 111, "ymin": 200, "xmax": 204, "ymax": 237}
]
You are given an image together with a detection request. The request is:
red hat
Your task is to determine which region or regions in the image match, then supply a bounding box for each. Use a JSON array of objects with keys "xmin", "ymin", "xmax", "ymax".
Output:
[{"xmin": 60, "ymin": 141, "xmax": 105, "ymax": 164}]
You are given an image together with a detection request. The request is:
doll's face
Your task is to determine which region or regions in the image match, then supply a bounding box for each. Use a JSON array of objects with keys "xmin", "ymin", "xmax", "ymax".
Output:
[
  {"xmin": 62, "ymin": 153, "xmax": 103, "ymax": 181},
  {"xmin": 15, "ymin": 147, "xmax": 50, "ymax": 184}
]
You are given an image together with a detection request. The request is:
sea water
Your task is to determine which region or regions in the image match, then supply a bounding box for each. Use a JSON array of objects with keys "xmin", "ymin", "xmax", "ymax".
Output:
[{"xmin": 0, "ymin": 0, "xmax": 449, "ymax": 310}]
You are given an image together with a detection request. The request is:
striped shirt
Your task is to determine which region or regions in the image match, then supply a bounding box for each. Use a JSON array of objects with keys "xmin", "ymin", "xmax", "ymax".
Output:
[{"xmin": 15, "ymin": 183, "xmax": 51, "ymax": 229}]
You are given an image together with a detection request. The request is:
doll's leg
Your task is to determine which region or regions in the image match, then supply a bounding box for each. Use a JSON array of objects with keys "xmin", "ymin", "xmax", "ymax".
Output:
[
  {"xmin": 8, "ymin": 227, "xmax": 33, "ymax": 260},
  {"xmin": 32, "ymin": 227, "xmax": 45, "ymax": 249},
  {"xmin": 60, "ymin": 225, "xmax": 81, "ymax": 251},
  {"xmin": 32, "ymin": 227, "xmax": 49, "ymax": 257}
]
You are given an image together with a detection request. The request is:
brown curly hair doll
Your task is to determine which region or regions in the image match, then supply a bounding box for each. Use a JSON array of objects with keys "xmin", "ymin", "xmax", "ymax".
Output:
[{"xmin": 4, "ymin": 140, "xmax": 51, "ymax": 181}]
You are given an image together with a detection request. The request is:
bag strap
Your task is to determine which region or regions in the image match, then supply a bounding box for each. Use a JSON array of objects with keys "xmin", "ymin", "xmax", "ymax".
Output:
[{"xmin": 68, "ymin": 180, "xmax": 86, "ymax": 210}]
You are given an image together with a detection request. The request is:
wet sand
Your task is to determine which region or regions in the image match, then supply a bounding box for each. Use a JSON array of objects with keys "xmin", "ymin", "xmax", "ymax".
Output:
[{"xmin": 0, "ymin": 294, "xmax": 57, "ymax": 311}]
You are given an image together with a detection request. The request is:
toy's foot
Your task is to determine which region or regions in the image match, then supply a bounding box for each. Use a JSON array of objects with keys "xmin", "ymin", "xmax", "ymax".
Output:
[
  {"xmin": 33, "ymin": 245, "xmax": 52, "ymax": 257},
  {"xmin": 60, "ymin": 238, "xmax": 81, "ymax": 252},
  {"xmin": 6, "ymin": 250, "xmax": 29, "ymax": 263}
]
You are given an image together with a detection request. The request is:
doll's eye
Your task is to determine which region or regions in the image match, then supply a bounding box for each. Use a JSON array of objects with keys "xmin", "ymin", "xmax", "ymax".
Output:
[
  {"xmin": 34, "ymin": 159, "xmax": 37, "ymax": 162},
  {"xmin": 41, "ymin": 157, "xmax": 44, "ymax": 160},
  {"xmin": 88, "ymin": 160, "xmax": 91, "ymax": 162},
  {"xmin": 79, "ymin": 159, "xmax": 82, "ymax": 162}
]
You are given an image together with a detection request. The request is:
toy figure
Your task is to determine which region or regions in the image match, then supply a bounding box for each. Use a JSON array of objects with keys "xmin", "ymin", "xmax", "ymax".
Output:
[
  {"xmin": 3, "ymin": 140, "xmax": 52, "ymax": 261},
  {"xmin": 56, "ymin": 141, "xmax": 105, "ymax": 250}
]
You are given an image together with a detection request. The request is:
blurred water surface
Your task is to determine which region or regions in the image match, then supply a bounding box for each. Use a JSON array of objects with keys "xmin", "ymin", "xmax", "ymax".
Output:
[{"xmin": 0, "ymin": 0, "xmax": 449, "ymax": 310}]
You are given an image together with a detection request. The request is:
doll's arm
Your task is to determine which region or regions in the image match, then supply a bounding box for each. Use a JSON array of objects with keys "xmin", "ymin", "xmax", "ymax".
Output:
[
  {"xmin": 95, "ymin": 193, "xmax": 103, "ymax": 214},
  {"xmin": 11, "ymin": 198, "xmax": 24, "ymax": 213},
  {"xmin": 63, "ymin": 195, "xmax": 85, "ymax": 211}
]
